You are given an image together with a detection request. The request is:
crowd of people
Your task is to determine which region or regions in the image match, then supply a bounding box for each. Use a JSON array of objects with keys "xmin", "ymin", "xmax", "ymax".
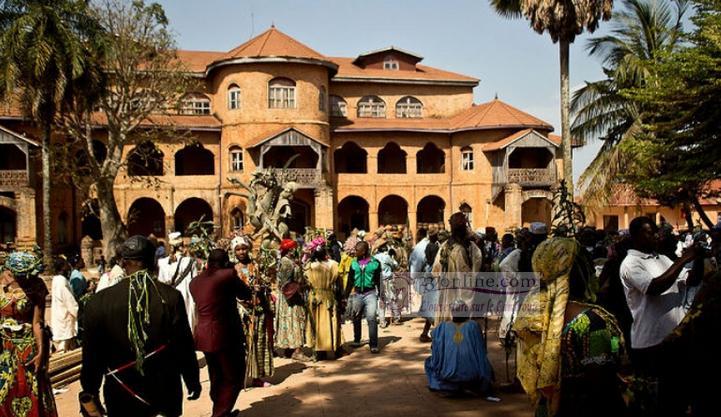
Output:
[{"xmin": 0, "ymin": 212, "xmax": 719, "ymax": 417}]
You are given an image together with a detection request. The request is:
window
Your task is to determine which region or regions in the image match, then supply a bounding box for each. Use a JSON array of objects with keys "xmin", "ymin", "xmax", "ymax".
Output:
[
  {"xmin": 461, "ymin": 147, "xmax": 474, "ymax": 171},
  {"xmin": 383, "ymin": 57, "xmax": 399, "ymax": 70},
  {"xmin": 268, "ymin": 77, "xmax": 296, "ymax": 109},
  {"xmin": 228, "ymin": 85, "xmax": 240, "ymax": 110},
  {"xmin": 319, "ymin": 86, "xmax": 327, "ymax": 112},
  {"xmin": 396, "ymin": 96, "xmax": 423, "ymax": 118},
  {"xmin": 231, "ymin": 207, "xmax": 244, "ymax": 230},
  {"xmin": 230, "ymin": 146, "xmax": 243, "ymax": 172},
  {"xmin": 180, "ymin": 94, "xmax": 211, "ymax": 115},
  {"xmin": 330, "ymin": 95, "xmax": 347, "ymax": 117},
  {"xmin": 358, "ymin": 96, "xmax": 386, "ymax": 118}
]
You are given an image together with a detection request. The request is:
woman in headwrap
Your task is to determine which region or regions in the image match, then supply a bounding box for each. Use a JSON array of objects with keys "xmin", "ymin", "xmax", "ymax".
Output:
[
  {"xmin": 274, "ymin": 239, "xmax": 308, "ymax": 361},
  {"xmin": 0, "ymin": 252, "xmax": 58, "ymax": 417},
  {"xmin": 513, "ymin": 238, "xmax": 627, "ymax": 417},
  {"xmin": 231, "ymin": 236, "xmax": 274, "ymax": 387},
  {"xmin": 304, "ymin": 243, "xmax": 342, "ymax": 359}
]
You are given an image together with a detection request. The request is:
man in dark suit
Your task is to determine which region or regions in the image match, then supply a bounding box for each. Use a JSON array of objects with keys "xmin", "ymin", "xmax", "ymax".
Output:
[
  {"xmin": 190, "ymin": 248, "xmax": 252, "ymax": 417},
  {"xmin": 80, "ymin": 235, "xmax": 201, "ymax": 417}
]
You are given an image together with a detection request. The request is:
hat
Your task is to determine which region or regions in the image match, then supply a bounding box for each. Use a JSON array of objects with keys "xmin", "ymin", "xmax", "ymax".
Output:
[
  {"xmin": 168, "ymin": 232, "xmax": 182, "ymax": 247},
  {"xmin": 120, "ymin": 235, "xmax": 155, "ymax": 263},
  {"xmin": 231, "ymin": 236, "xmax": 252, "ymax": 250},
  {"xmin": 280, "ymin": 239, "xmax": 298, "ymax": 254},
  {"xmin": 530, "ymin": 222, "xmax": 548, "ymax": 235},
  {"xmin": 438, "ymin": 230, "xmax": 451, "ymax": 241}
]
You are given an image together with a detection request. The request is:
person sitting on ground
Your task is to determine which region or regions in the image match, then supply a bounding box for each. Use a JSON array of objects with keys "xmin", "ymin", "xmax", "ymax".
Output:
[{"xmin": 425, "ymin": 300, "xmax": 496, "ymax": 399}]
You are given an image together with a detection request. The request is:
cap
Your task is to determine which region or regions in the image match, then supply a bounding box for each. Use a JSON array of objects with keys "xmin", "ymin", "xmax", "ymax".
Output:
[{"xmin": 120, "ymin": 235, "xmax": 155, "ymax": 263}]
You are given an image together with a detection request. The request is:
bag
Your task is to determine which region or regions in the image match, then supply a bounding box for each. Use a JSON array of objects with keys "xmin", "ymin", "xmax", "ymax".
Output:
[{"xmin": 281, "ymin": 281, "xmax": 304, "ymax": 306}]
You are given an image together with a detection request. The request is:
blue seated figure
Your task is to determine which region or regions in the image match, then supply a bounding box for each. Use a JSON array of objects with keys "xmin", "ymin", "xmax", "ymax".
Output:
[{"xmin": 425, "ymin": 301, "xmax": 495, "ymax": 397}]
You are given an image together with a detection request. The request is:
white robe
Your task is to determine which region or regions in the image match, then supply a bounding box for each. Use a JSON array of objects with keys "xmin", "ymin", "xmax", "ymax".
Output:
[
  {"xmin": 498, "ymin": 248, "xmax": 522, "ymax": 339},
  {"xmin": 51, "ymin": 274, "xmax": 79, "ymax": 342},
  {"xmin": 157, "ymin": 255, "xmax": 198, "ymax": 335}
]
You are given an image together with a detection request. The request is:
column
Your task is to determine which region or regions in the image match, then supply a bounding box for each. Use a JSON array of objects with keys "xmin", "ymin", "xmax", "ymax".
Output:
[
  {"xmin": 15, "ymin": 189, "xmax": 37, "ymax": 250},
  {"xmin": 623, "ymin": 208, "xmax": 630, "ymax": 230},
  {"xmin": 504, "ymin": 183, "xmax": 523, "ymax": 229}
]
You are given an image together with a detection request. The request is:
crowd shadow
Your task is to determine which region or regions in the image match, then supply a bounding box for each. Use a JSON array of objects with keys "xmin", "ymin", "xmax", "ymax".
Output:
[{"xmin": 266, "ymin": 361, "xmax": 307, "ymax": 385}]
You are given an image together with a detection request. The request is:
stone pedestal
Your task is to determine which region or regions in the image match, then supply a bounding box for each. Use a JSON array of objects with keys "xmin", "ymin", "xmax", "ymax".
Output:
[
  {"xmin": 504, "ymin": 183, "xmax": 523, "ymax": 229},
  {"xmin": 313, "ymin": 186, "xmax": 335, "ymax": 230},
  {"xmin": 81, "ymin": 235, "xmax": 94, "ymax": 267}
]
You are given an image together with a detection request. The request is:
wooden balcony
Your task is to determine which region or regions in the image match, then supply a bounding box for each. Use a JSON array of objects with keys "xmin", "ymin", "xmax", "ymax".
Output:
[
  {"xmin": 0, "ymin": 170, "xmax": 29, "ymax": 187},
  {"xmin": 266, "ymin": 168, "xmax": 325, "ymax": 188},
  {"xmin": 507, "ymin": 168, "xmax": 556, "ymax": 187}
]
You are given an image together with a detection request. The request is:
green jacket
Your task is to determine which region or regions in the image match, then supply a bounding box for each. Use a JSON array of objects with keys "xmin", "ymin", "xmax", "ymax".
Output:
[{"xmin": 349, "ymin": 258, "xmax": 381, "ymax": 292}]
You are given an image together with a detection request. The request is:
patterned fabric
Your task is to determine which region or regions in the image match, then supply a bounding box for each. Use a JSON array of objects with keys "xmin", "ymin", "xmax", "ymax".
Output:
[
  {"xmin": 3, "ymin": 252, "xmax": 43, "ymax": 278},
  {"xmin": 237, "ymin": 261, "xmax": 274, "ymax": 380},
  {"xmin": 513, "ymin": 238, "xmax": 578, "ymax": 416},
  {"xmin": 274, "ymin": 257, "xmax": 306, "ymax": 350},
  {"xmin": 0, "ymin": 280, "xmax": 57, "ymax": 417}
]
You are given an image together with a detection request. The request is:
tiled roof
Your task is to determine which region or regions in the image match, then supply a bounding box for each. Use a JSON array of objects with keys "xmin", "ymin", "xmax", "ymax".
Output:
[
  {"xmin": 330, "ymin": 57, "xmax": 477, "ymax": 84},
  {"xmin": 175, "ymin": 50, "xmax": 225, "ymax": 73},
  {"xmin": 482, "ymin": 129, "xmax": 559, "ymax": 151},
  {"xmin": 90, "ymin": 113, "xmax": 222, "ymax": 131},
  {"xmin": 332, "ymin": 117, "xmax": 451, "ymax": 133},
  {"xmin": 221, "ymin": 26, "xmax": 327, "ymax": 62},
  {"xmin": 450, "ymin": 99, "xmax": 553, "ymax": 131}
]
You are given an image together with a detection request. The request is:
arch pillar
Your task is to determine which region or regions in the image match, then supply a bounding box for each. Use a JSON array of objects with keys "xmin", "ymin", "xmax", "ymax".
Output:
[
  {"xmin": 504, "ymin": 183, "xmax": 523, "ymax": 229},
  {"xmin": 313, "ymin": 186, "xmax": 334, "ymax": 230}
]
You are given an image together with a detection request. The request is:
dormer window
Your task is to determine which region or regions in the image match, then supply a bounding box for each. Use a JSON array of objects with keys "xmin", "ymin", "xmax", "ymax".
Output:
[
  {"xmin": 383, "ymin": 57, "xmax": 399, "ymax": 70},
  {"xmin": 358, "ymin": 96, "xmax": 386, "ymax": 118},
  {"xmin": 180, "ymin": 94, "xmax": 211, "ymax": 115},
  {"xmin": 330, "ymin": 95, "xmax": 347, "ymax": 117},
  {"xmin": 396, "ymin": 96, "xmax": 423, "ymax": 118}
]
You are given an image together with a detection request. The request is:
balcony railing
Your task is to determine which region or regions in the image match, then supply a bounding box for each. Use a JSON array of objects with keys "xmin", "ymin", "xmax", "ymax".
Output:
[
  {"xmin": 0, "ymin": 170, "xmax": 29, "ymax": 187},
  {"xmin": 266, "ymin": 168, "xmax": 324, "ymax": 187},
  {"xmin": 507, "ymin": 168, "xmax": 556, "ymax": 187}
]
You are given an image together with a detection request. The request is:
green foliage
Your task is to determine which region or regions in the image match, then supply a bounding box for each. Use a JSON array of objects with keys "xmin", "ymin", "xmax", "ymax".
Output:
[
  {"xmin": 622, "ymin": 0, "xmax": 721, "ymax": 207},
  {"xmin": 572, "ymin": 0, "xmax": 688, "ymax": 207}
]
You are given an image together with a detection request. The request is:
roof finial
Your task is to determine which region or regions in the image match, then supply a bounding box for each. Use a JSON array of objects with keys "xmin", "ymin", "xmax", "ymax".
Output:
[
  {"xmin": 271, "ymin": 21, "xmax": 276, "ymax": 29},
  {"xmin": 494, "ymin": 92, "xmax": 499, "ymax": 100}
]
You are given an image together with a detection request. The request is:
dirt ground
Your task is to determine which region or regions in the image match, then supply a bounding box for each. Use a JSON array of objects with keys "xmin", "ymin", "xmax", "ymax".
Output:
[{"xmin": 54, "ymin": 318, "xmax": 533, "ymax": 417}]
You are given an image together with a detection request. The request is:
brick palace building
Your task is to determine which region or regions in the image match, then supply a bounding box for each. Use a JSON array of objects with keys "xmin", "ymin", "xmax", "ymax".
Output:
[{"xmin": 0, "ymin": 26, "xmax": 570, "ymax": 251}]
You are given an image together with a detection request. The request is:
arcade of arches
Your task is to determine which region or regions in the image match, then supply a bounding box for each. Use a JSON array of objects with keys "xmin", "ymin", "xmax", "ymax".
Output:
[
  {"xmin": 334, "ymin": 142, "xmax": 367, "ymax": 173},
  {"xmin": 175, "ymin": 143, "xmax": 214, "ymax": 176},
  {"xmin": 127, "ymin": 198, "xmax": 166, "ymax": 237},
  {"xmin": 338, "ymin": 196, "xmax": 369, "ymax": 237},
  {"xmin": 175, "ymin": 198, "xmax": 214, "ymax": 236}
]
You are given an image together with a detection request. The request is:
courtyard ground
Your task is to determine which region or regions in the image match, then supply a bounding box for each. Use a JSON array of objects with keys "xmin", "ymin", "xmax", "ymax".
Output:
[{"xmin": 54, "ymin": 318, "xmax": 533, "ymax": 417}]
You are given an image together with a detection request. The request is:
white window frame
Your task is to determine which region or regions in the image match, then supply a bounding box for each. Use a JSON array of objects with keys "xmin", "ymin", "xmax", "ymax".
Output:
[
  {"xmin": 230, "ymin": 148, "xmax": 243, "ymax": 172},
  {"xmin": 180, "ymin": 96, "xmax": 211, "ymax": 115},
  {"xmin": 330, "ymin": 96, "xmax": 347, "ymax": 117},
  {"xmin": 461, "ymin": 148, "xmax": 474, "ymax": 171},
  {"xmin": 358, "ymin": 96, "xmax": 386, "ymax": 118},
  {"xmin": 396, "ymin": 97, "xmax": 423, "ymax": 118},
  {"xmin": 383, "ymin": 58, "xmax": 399, "ymax": 70},
  {"xmin": 268, "ymin": 79, "xmax": 296, "ymax": 109},
  {"xmin": 228, "ymin": 86, "xmax": 240, "ymax": 110}
]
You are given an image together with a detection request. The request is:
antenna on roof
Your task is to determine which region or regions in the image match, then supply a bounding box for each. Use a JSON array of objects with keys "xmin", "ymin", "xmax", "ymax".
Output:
[{"xmin": 250, "ymin": 12, "xmax": 255, "ymax": 37}]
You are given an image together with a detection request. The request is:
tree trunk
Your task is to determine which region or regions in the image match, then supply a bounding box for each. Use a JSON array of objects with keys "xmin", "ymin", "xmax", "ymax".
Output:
[
  {"xmin": 96, "ymin": 179, "xmax": 127, "ymax": 259},
  {"xmin": 682, "ymin": 202, "xmax": 694, "ymax": 230},
  {"xmin": 692, "ymin": 197, "xmax": 715, "ymax": 229},
  {"xmin": 42, "ymin": 122, "xmax": 52, "ymax": 266},
  {"xmin": 559, "ymin": 39, "xmax": 574, "ymax": 196}
]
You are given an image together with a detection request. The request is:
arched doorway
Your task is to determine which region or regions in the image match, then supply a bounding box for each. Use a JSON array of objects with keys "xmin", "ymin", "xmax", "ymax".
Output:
[
  {"xmin": 128, "ymin": 198, "xmax": 166, "ymax": 237},
  {"xmin": 286, "ymin": 189, "xmax": 314, "ymax": 235},
  {"xmin": 377, "ymin": 142, "xmax": 407, "ymax": 173},
  {"xmin": 0, "ymin": 206, "xmax": 17, "ymax": 244},
  {"xmin": 378, "ymin": 195, "xmax": 408, "ymax": 226},
  {"xmin": 417, "ymin": 195, "xmax": 445, "ymax": 228},
  {"xmin": 175, "ymin": 143, "xmax": 214, "ymax": 175},
  {"xmin": 127, "ymin": 142, "xmax": 164, "ymax": 176},
  {"xmin": 334, "ymin": 142, "xmax": 367, "ymax": 173},
  {"xmin": 175, "ymin": 198, "xmax": 214, "ymax": 235},
  {"xmin": 81, "ymin": 200, "xmax": 102, "ymax": 241},
  {"xmin": 338, "ymin": 196, "xmax": 369, "ymax": 238},
  {"xmin": 416, "ymin": 143, "xmax": 445, "ymax": 173},
  {"xmin": 522, "ymin": 198, "xmax": 553, "ymax": 226}
]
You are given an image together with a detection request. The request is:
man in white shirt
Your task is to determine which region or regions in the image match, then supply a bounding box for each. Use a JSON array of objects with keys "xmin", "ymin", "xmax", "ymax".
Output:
[
  {"xmin": 620, "ymin": 216, "xmax": 702, "ymax": 416},
  {"xmin": 158, "ymin": 232, "xmax": 198, "ymax": 335},
  {"xmin": 51, "ymin": 257, "xmax": 79, "ymax": 352}
]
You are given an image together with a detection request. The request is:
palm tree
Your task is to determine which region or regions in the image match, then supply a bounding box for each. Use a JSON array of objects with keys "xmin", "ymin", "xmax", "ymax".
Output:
[
  {"xmin": 0, "ymin": 0, "xmax": 97, "ymax": 261},
  {"xmin": 489, "ymin": 0, "xmax": 614, "ymax": 192},
  {"xmin": 571, "ymin": 0, "xmax": 687, "ymax": 206}
]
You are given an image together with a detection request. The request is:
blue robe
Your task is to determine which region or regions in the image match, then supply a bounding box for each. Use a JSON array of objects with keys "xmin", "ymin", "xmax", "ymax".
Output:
[{"xmin": 425, "ymin": 320, "xmax": 493, "ymax": 392}]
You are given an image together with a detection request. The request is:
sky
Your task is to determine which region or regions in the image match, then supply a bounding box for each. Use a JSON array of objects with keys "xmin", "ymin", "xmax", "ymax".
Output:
[{"xmin": 155, "ymin": 0, "xmax": 615, "ymax": 181}]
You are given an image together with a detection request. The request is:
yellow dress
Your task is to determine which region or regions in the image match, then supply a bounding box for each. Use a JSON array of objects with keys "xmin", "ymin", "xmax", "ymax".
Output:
[{"xmin": 305, "ymin": 260, "xmax": 342, "ymax": 352}]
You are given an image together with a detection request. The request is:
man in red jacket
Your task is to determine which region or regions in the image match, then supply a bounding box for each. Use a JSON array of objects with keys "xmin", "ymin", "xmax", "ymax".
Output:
[{"xmin": 190, "ymin": 249, "xmax": 252, "ymax": 417}]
